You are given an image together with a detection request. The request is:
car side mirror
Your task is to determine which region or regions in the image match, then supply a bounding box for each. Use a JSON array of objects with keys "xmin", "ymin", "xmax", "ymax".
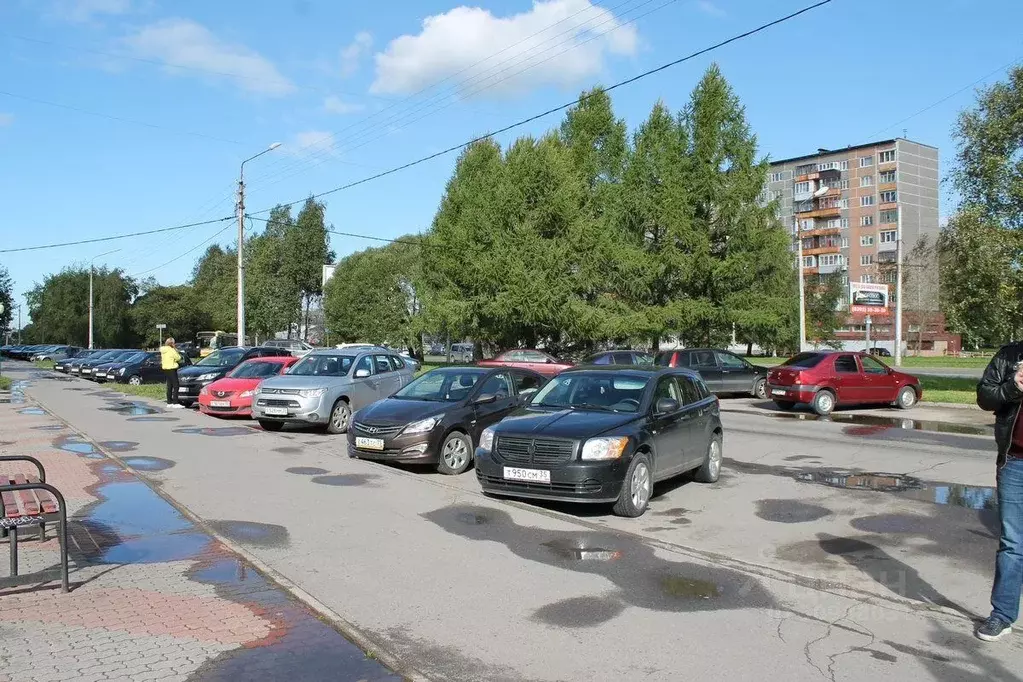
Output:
[
  {"xmin": 655, "ymin": 397, "xmax": 679, "ymax": 415},
  {"xmin": 354, "ymin": 369, "xmax": 370, "ymax": 378},
  {"xmin": 474, "ymin": 393, "xmax": 497, "ymax": 405}
]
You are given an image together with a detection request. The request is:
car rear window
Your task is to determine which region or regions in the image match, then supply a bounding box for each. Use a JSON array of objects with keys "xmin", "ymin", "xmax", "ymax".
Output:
[
  {"xmin": 781, "ymin": 353, "xmax": 826, "ymax": 369},
  {"xmin": 654, "ymin": 352, "xmax": 673, "ymax": 366}
]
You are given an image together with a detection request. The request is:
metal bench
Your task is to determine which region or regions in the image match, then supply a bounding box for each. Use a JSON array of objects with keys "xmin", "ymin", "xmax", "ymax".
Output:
[{"xmin": 0, "ymin": 455, "xmax": 69, "ymax": 592}]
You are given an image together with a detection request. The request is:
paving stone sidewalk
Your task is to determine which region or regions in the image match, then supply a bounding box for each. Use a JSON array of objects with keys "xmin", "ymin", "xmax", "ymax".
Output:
[{"xmin": 0, "ymin": 376, "xmax": 403, "ymax": 682}]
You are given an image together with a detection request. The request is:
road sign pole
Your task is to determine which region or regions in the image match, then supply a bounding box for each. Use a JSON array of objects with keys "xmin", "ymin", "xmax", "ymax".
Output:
[{"xmin": 865, "ymin": 315, "xmax": 872, "ymax": 351}]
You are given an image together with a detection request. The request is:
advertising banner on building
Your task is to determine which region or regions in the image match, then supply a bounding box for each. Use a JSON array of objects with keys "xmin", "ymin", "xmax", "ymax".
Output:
[{"xmin": 849, "ymin": 282, "xmax": 889, "ymax": 315}]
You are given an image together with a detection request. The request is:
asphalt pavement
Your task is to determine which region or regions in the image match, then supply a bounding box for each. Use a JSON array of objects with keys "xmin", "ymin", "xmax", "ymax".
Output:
[{"xmin": 13, "ymin": 362, "xmax": 1023, "ymax": 682}]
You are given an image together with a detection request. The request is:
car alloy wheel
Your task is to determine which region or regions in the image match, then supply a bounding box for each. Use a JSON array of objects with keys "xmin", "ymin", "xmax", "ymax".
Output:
[
  {"xmin": 813, "ymin": 390, "xmax": 835, "ymax": 416},
  {"xmin": 630, "ymin": 462, "xmax": 651, "ymax": 510},
  {"xmin": 328, "ymin": 401, "xmax": 351, "ymax": 434},
  {"xmin": 438, "ymin": 432, "xmax": 472, "ymax": 475},
  {"xmin": 754, "ymin": 378, "xmax": 767, "ymax": 400},
  {"xmin": 128, "ymin": 375, "xmax": 142, "ymax": 386},
  {"xmin": 897, "ymin": 386, "xmax": 917, "ymax": 409}
]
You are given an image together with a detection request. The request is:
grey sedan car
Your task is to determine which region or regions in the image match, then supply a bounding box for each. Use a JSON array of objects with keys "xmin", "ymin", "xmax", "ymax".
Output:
[{"xmin": 251, "ymin": 347, "xmax": 416, "ymax": 433}]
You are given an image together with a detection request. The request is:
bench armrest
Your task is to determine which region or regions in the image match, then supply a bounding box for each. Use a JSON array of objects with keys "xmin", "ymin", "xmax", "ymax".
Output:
[{"xmin": 0, "ymin": 455, "xmax": 45, "ymax": 482}]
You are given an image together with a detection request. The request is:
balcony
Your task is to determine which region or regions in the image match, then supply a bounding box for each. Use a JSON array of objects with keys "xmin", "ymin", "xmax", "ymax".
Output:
[
  {"xmin": 818, "ymin": 262, "xmax": 843, "ymax": 275},
  {"xmin": 878, "ymin": 182, "xmax": 897, "ymax": 192},
  {"xmin": 877, "ymin": 240, "xmax": 897, "ymax": 253},
  {"xmin": 796, "ymin": 206, "xmax": 842, "ymax": 219},
  {"xmin": 805, "ymin": 245, "xmax": 841, "ymax": 256},
  {"xmin": 879, "ymin": 202, "xmax": 897, "ymax": 211},
  {"xmin": 795, "ymin": 171, "xmax": 820, "ymax": 183}
]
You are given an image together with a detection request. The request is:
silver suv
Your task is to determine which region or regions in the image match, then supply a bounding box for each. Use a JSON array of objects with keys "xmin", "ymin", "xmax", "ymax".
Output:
[
  {"xmin": 264, "ymin": 339, "xmax": 314, "ymax": 357},
  {"xmin": 252, "ymin": 347, "xmax": 415, "ymax": 434}
]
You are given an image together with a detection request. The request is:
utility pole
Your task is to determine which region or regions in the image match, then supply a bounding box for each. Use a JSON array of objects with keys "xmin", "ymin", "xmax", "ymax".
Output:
[
  {"xmin": 16, "ymin": 304, "xmax": 21, "ymax": 344},
  {"xmin": 894, "ymin": 207, "xmax": 904, "ymax": 366},
  {"xmin": 796, "ymin": 215, "xmax": 806, "ymax": 352},
  {"xmin": 88, "ymin": 249, "xmax": 119, "ymax": 349},
  {"xmin": 237, "ymin": 143, "xmax": 282, "ymax": 348},
  {"xmin": 865, "ymin": 314, "xmax": 872, "ymax": 350}
]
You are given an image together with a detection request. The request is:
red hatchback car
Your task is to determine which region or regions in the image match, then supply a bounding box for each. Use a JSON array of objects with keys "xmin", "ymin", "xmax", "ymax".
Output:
[
  {"xmin": 198, "ymin": 356, "xmax": 299, "ymax": 418},
  {"xmin": 477, "ymin": 349, "xmax": 573, "ymax": 377},
  {"xmin": 766, "ymin": 351, "xmax": 921, "ymax": 416}
]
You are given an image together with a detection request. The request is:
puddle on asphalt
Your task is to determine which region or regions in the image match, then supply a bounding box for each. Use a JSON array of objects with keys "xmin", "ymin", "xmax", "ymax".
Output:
[
  {"xmin": 531, "ymin": 595, "xmax": 626, "ymax": 628},
  {"xmin": 123, "ymin": 456, "xmax": 176, "ymax": 471},
  {"xmin": 99, "ymin": 440, "xmax": 138, "ymax": 452},
  {"xmin": 795, "ymin": 470, "xmax": 921, "ymax": 492},
  {"xmin": 273, "ymin": 446, "xmax": 303, "ymax": 455},
  {"xmin": 285, "ymin": 467, "xmax": 329, "ymax": 476},
  {"xmin": 127, "ymin": 416, "xmax": 180, "ymax": 422},
  {"xmin": 767, "ymin": 411, "xmax": 991, "ymax": 436},
  {"xmin": 542, "ymin": 538, "xmax": 623, "ymax": 562},
  {"xmin": 755, "ymin": 499, "xmax": 832, "ymax": 524},
  {"xmin": 661, "ymin": 576, "xmax": 720, "ymax": 599},
  {"xmin": 172, "ymin": 426, "xmax": 253, "ymax": 437},
  {"xmin": 208, "ymin": 520, "xmax": 291, "ymax": 548},
  {"xmin": 311, "ymin": 474, "xmax": 380, "ymax": 487},
  {"xmin": 55, "ymin": 435, "xmax": 96, "ymax": 455},
  {"xmin": 18, "ymin": 407, "xmax": 45, "ymax": 415},
  {"xmin": 101, "ymin": 402, "xmax": 162, "ymax": 417},
  {"xmin": 423, "ymin": 505, "xmax": 775, "ymax": 619},
  {"xmin": 455, "ymin": 511, "xmax": 490, "ymax": 525},
  {"xmin": 32, "ymin": 424, "xmax": 65, "ymax": 431},
  {"xmin": 72, "ymin": 481, "xmax": 210, "ymax": 564}
]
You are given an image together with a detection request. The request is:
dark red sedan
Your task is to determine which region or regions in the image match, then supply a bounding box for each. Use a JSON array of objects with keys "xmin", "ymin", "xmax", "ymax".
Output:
[
  {"xmin": 477, "ymin": 349, "xmax": 573, "ymax": 377},
  {"xmin": 766, "ymin": 351, "xmax": 921, "ymax": 416}
]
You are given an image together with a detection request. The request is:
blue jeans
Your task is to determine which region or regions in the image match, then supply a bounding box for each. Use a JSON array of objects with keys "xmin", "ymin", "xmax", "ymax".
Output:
[{"xmin": 992, "ymin": 457, "xmax": 1023, "ymax": 623}]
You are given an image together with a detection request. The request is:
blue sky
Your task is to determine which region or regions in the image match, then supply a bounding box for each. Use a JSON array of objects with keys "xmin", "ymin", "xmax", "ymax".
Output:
[{"xmin": 1, "ymin": 0, "xmax": 1020, "ymax": 322}]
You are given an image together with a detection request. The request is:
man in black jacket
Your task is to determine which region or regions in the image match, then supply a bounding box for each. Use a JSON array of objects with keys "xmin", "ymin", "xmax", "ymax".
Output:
[{"xmin": 976, "ymin": 342, "xmax": 1023, "ymax": 641}]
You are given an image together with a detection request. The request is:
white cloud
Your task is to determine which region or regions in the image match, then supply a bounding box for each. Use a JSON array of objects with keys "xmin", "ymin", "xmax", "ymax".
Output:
[
  {"xmin": 340, "ymin": 31, "xmax": 373, "ymax": 78},
  {"xmin": 695, "ymin": 1, "xmax": 726, "ymax": 17},
  {"xmin": 122, "ymin": 18, "xmax": 295, "ymax": 96},
  {"xmin": 290, "ymin": 130, "xmax": 337, "ymax": 156},
  {"xmin": 370, "ymin": 0, "xmax": 638, "ymax": 97},
  {"xmin": 50, "ymin": 0, "xmax": 132, "ymax": 23},
  {"xmin": 323, "ymin": 95, "xmax": 365, "ymax": 115},
  {"xmin": 0, "ymin": 113, "xmax": 13, "ymax": 127}
]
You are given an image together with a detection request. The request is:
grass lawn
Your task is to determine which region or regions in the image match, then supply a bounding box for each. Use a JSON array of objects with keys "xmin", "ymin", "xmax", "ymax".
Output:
[
  {"xmin": 918, "ymin": 376, "xmax": 976, "ymax": 405},
  {"xmin": 33, "ymin": 359, "xmax": 55, "ymax": 370},
  {"xmin": 107, "ymin": 382, "xmax": 166, "ymax": 401}
]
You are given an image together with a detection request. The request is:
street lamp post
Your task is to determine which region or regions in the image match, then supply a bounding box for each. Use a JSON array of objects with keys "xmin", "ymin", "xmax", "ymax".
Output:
[
  {"xmin": 88, "ymin": 249, "xmax": 120, "ymax": 349},
  {"xmin": 796, "ymin": 216, "xmax": 806, "ymax": 352},
  {"xmin": 237, "ymin": 142, "xmax": 282, "ymax": 347}
]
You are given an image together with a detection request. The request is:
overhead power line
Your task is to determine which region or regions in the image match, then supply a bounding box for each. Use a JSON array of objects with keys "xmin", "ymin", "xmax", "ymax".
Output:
[
  {"xmin": 244, "ymin": 216, "xmax": 434, "ymax": 249},
  {"xmin": 0, "ymin": 217, "xmax": 232, "ymax": 254},
  {"xmin": 132, "ymin": 222, "xmax": 236, "ymax": 277},
  {"xmin": 252, "ymin": 0, "xmax": 834, "ymax": 215}
]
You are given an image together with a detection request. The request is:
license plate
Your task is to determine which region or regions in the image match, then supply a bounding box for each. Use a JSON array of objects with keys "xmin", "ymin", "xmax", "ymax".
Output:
[
  {"xmin": 503, "ymin": 467, "xmax": 551, "ymax": 483},
  {"xmin": 210, "ymin": 400, "xmax": 231, "ymax": 408},
  {"xmin": 82, "ymin": 369, "xmax": 92, "ymax": 374},
  {"xmin": 771, "ymin": 389, "xmax": 787, "ymax": 396},
  {"xmin": 106, "ymin": 374, "xmax": 115, "ymax": 379},
  {"xmin": 355, "ymin": 437, "xmax": 384, "ymax": 451},
  {"xmin": 264, "ymin": 407, "xmax": 288, "ymax": 416}
]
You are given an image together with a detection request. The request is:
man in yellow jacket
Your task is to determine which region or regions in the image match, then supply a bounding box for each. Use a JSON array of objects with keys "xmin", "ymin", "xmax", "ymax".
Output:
[{"xmin": 161, "ymin": 337, "xmax": 183, "ymax": 408}]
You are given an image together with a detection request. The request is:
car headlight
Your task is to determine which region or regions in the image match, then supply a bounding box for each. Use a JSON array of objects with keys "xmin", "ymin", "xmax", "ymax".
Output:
[
  {"xmin": 198, "ymin": 373, "xmax": 218, "ymax": 381},
  {"xmin": 298, "ymin": 388, "xmax": 326, "ymax": 399},
  {"xmin": 402, "ymin": 415, "xmax": 442, "ymax": 435},
  {"xmin": 580, "ymin": 436, "xmax": 629, "ymax": 461},
  {"xmin": 479, "ymin": 427, "xmax": 495, "ymax": 452},
  {"xmin": 118, "ymin": 367, "xmax": 126, "ymax": 375},
  {"xmin": 240, "ymin": 389, "xmax": 255, "ymax": 398}
]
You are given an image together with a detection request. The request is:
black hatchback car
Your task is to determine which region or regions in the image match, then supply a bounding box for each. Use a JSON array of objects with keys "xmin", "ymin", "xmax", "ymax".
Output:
[
  {"xmin": 475, "ymin": 366, "xmax": 722, "ymax": 517},
  {"xmin": 655, "ymin": 348, "xmax": 768, "ymax": 399},
  {"xmin": 348, "ymin": 366, "xmax": 547, "ymax": 475},
  {"xmin": 176, "ymin": 346, "xmax": 291, "ymax": 406}
]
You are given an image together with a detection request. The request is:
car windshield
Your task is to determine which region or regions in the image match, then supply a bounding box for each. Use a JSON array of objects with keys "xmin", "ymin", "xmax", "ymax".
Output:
[
  {"xmin": 118, "ymin": 352, "xmax": 147, "ymax": 363},
  {"xmin": 229, "ymin": 361, "xmax": 287, "ymax": 379},
  {"xmin": 394, "ymin": 369, "xmax": 487, "ymax": 402},
  {"xmin": 781, "ymin": 353, "xmax": 826, "ymax": 369},
  {"xmin": 531, "ymin": 372, "xmax": 649, "ymax": 413},
  {"xmin": 197, "ymin": 348, "xmax": 246, "ymax": 366},
  {"xmin": 288, "ymin": 354, "xmax": 353, "ymax": 376}
]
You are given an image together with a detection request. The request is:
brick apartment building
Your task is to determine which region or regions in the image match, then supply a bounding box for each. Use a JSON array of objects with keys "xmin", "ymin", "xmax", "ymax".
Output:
[{"xmin": 767, "ymin": 138, "xmax": 959, "ymax": 354}]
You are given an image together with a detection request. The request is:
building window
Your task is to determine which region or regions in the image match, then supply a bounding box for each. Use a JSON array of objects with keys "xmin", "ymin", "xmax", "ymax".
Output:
[
  {"xmin": 860, "ymin": 175, "xmax": 873, "ymax": 187},
  {"xmin": 841, "ymin": 237, "xmax": 849, "ymax": 248},
  {"xmin": 794, "ymin": 181, "xmax": 811, "ymax": 195},
  {"xmin": 837, "ymin": 179, "xmax": 849, "ymax": 189},
  {"xmin": 838, "ymin": 198, "xmax": 849, "ymax": 209},
  {"xmin": 880, "ymin": 272, "xmax": 896, "ymax": 284},
  {"xmin": 841, "ymin": 273, "xmax": 849, "ymax": 284},
  {"xmin": 860, "ymin": 254, "xmax": 874, "ymax": 266},
  {"xmin": 879, "ymin": 230, "xmax": 897, "ymax": 243},
  {"xmin": 859, "ymin": 156, "xmax": 874, "ymax": 167},
  {"xmin": 879, "ymin": 149, "xmax": 896, "ymax": 164},
  {"xmin": 796, "ymin": 163, "xmax": 816, "ymax": 176},
  {"xmin": 773, "ymin": 190, "xmax": 783, "ymax": 201},
  {"xmin": 800, "ymin": 219, "xmax": 813, "ymax": 231},
  {"xmin": 860, "ymin": 215, "xmax": 874, "ymax": 226},
  {"xmin": 803, "ymin": 256, "xmax": 815, "ymax": 268},
  {"xmin": 880, "ymin": 190, "xmax": 897, "ymax": 203},
  {"xmin": 840, "ymin": 217, "xmax": 849, "ymax": 228},
  {"xmin": 818, "ymin": 162, "xmax": 841, "ymax": 172},
  {"xmin": 860, "ymin": 235, "xmax": 874, "ymax": 247},
  {"xmin": 879, "ymin": 208, "xmax": 898, "ymax": 224},
  {"xmin": 770, "ymin": 171, "xmax": 785, "ymax": 183},
  {"xmin": 879, "ymin": 170, "xmax": 896, "ymax": 184},
  {"xmin": 861, "ymin": 274, "xmax": 874, "ymax": 283},
  {"xmin": 819, "ymin": 254, "xmax": 841, "ymax": 267},
  {"xmin": 861, "ymin": 195, "xmax": 876, "ymax": 207}
]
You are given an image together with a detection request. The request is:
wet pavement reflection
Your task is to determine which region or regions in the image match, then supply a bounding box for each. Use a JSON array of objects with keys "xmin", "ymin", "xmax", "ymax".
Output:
[{"xmin": 766, "ymin": 410, "xmax": 992, "ymax": 436}]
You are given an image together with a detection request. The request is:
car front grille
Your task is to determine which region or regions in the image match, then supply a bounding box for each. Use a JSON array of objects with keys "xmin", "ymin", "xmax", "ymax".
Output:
[
  {"xmin": 210, "ymin": 390, "xmax": 234, "ymax": 399},
  {"xmin": 261, "ymin": 388, "xmax": 302, "ymax": 395},
  {"xmin": 353, "ymin": 422, "xmax": 404, "ymax": 437},
  {"xmin": 495, "ymin": 436, "xmax": 576, "ymax": 466},
  {"xmin": 257, "ymin": 399, "xmax": 301, "ymax": 408}
]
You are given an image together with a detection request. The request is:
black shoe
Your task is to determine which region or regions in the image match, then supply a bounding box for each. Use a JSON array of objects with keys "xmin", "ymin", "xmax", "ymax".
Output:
[{"xmin": 976, "ymin": 616, "xmax": 1012, "ymax": 642}]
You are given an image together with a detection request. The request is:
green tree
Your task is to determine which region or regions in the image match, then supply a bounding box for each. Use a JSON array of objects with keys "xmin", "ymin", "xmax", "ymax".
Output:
[
  {"xmin": 287, "ymin": 198, "xmax": 335, "ymax": 339},
  {"xmin": 130, "ymin": 285, "xmax": 210, "ymax": 348},
  {"xmin": 804, "ymin": 273, "xmax": 844, "ymax": 349},
  {"xmin": 191, "ymin": 245, "xmax": 237, "ymax": 332},
  {"xmin": 0, "ymin": 264, "xmax": 13, "ymax": 334},
  {"xmin": 26, "ymin": 267, "xmax": 136, "ymax": 346},
  {"xmin": 247, "ymin": 205, "xmax": 301, "ymax": 341}
]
